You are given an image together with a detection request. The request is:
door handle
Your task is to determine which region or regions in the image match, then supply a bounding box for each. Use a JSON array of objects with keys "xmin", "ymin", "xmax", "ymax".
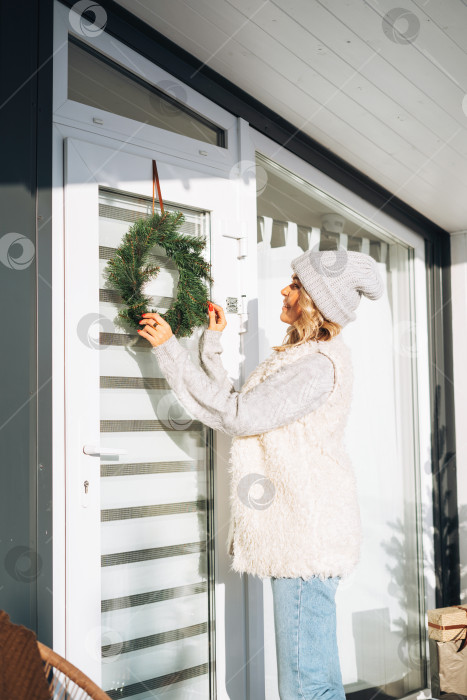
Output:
[{"xmin": 83, "ymin": 444, "xmax": 128, "ymax": 456}]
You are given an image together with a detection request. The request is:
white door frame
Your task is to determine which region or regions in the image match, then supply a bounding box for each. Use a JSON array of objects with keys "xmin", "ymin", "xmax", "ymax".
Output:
[
  {"xmin": 54, "ymin": 130, "xmax": 256, "ymax": 697},
  {"xmin": 53, "ymin": 0, "xmax": 239, "ymax": 172},
  {"xmin": 52, "ymin": 0, "xmax": 262, "ymax": 694}
]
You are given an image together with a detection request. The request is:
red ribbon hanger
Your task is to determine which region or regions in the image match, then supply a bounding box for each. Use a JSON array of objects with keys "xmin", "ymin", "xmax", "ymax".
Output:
[{"xmin": 152, "ymin": 159, "xmax": 164, "ymax": 215}]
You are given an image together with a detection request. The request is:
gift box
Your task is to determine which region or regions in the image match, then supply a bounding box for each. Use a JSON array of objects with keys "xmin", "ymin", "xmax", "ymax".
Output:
[
  {"xmin": 428, "ymin": 605, "xmax": 467, "ymax": 697},
  {"xmin": 428, "ymin": 605, "xmax": 467, "ymax": 644},
  {"xmin": 429, "ymin": 638, "xmax": 467, "ymax": 696}
]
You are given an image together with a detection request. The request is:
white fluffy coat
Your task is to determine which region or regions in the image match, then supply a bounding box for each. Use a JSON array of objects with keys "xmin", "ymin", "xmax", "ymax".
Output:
[{"xmin": 226, "ymin": 333, "xmax": 362, "ymax": 581}]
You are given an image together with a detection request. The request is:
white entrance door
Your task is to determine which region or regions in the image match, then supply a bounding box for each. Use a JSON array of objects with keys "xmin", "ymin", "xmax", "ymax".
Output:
[{"xmin": 63, "ymin": 136, "xmax": 236, "ymax": 698}]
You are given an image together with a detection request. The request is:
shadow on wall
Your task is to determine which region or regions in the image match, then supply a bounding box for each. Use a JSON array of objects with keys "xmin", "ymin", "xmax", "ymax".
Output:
[{"xmin": 352, "ymin": 380, "xmax": 461, "ymax": 697}]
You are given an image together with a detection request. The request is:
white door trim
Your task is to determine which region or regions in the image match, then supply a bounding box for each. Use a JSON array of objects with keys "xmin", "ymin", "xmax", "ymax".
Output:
[
  {"xmin": 53, "ymin": 127, "xmax": 253, "ymax": 698},
  {"xmin": 53, "ymin": 0, "xmax": 239, "ymax": 175}
]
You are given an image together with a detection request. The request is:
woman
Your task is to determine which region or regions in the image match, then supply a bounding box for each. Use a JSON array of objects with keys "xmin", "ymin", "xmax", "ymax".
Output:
[{"xmin": 137, "ymin": 248, "xmax": 384, "ymax": 700}]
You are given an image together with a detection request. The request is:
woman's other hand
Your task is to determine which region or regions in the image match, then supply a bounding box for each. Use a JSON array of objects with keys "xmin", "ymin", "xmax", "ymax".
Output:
[
  {"xmin": 137, "ymin": 312, "xmax": 173, "ymax": 347},
  {"xmin": 208, "ymin": 301, "xmax": 227, "ymax": 332}
]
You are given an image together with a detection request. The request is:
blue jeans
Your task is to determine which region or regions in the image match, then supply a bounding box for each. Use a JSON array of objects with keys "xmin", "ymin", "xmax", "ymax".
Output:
[{"xmin": 271, "ymin": 575, "xmax": 345, "ymax": 700}]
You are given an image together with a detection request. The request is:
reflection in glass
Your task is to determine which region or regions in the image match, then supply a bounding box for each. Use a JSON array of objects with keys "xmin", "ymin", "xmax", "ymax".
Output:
[
  {"xmin": 68, "ymin": 37, "xmax": 225, "ymax": 147},
  {"xmin": 256, "ymin": 153, "xmax": 426, "ymax": 700}
]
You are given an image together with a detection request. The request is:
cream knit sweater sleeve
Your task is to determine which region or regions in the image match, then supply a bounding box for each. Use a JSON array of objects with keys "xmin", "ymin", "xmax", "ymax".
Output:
[
  {"xmin": 198, "ymin": 329, "xmax": 236, "ymax": 395},
  {"xmin": 151, "ymin": 328, "xmax": 334, "ymax": 438}
]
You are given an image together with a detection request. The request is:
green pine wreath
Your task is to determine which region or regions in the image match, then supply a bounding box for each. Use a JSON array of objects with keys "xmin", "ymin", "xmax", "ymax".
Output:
[{"xmin": 104, "ymin": 210, "xmax": 214, "ymax": 338}]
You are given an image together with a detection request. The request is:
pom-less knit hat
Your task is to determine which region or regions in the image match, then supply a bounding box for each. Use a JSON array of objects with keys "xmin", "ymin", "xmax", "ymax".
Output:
[{"xmin": 290, "ymin": 249, "xmax": 384, "ymax": 328}]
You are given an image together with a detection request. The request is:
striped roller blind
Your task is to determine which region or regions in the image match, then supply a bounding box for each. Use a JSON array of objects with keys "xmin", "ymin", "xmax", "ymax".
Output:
[{"xmin": 98, "ymin": 188, "xmax": 215, "ymax": 699}]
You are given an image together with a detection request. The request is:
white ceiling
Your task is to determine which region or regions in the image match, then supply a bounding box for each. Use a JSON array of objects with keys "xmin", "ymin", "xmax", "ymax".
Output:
[{"xmin": 116, "ymin": 0, "xmax": 467, "ymax": 233}]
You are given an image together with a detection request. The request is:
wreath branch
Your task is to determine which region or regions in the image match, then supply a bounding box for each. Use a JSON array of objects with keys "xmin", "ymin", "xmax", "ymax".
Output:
[{"xmin": 103, "ymin": 210, "xmax": 214, "ymax": 338}]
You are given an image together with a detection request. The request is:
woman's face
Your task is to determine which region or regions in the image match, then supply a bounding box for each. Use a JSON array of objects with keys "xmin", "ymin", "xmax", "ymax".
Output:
[{"xmin": 280, "ymin": 276, "xmax": 302, "ymax": 323}]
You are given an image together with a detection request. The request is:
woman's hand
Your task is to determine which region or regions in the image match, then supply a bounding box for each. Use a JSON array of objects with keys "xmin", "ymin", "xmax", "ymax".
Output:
[
  {"xmin": 208, "ymin": 301, "xmax": 227, "ymax": 332},
  {"xmin": 137, "ymin": 313, "xmax": 173, "ymax": 347}
]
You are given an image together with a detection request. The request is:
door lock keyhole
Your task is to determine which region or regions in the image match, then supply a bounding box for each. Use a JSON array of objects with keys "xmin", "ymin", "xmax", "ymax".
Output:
[{"xmin": 84, "ymin": 480, "xmax": 89, "ymax": 495}]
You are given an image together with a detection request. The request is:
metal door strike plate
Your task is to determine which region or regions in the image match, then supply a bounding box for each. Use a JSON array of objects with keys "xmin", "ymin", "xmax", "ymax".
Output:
[{"xmin": 226, "ymin": 297, "xmax": 238, "ymax": 313}]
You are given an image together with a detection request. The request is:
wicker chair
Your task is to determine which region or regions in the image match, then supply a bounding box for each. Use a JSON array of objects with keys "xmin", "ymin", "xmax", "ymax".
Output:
[{"xmin": 38, "ymin": 642, "xmax": 112, "ymax": 700}]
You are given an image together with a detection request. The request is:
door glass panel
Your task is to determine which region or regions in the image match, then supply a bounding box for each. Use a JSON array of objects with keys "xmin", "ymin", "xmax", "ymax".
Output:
[
  {"xmin": 68, "ymin": 36, "xmax": 225, "ymax": 147},
  {"xmin": 256, "ymin": 154, "xmax": 427, "ymax": 699},
  {"xmin": 98, "ymin": 188, "xmax": 215, "ymax": 699}
]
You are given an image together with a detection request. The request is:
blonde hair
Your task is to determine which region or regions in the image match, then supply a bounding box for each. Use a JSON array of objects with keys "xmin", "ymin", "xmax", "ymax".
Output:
[{"xmin": 272, "ymin": 273, "xmax": 341, "ymax": 351}]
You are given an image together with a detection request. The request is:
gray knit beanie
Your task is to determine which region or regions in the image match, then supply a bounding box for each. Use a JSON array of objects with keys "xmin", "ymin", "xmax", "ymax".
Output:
[{"xmin": 290, "ymin": 248, "xmax": 384, "ymax": 327}]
